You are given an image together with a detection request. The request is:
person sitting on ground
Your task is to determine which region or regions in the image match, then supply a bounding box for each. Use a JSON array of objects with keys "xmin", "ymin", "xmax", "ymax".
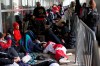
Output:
[
  {"xmin": 13, "ymin": 22, "xmax": 22, "ymax": 46},
  {"xmin": 13, "ymin": 22, "xmax": 42, "ymax": 53},
  {"xmin": 0, "ymin": 32, "xmax": 20, "ymax": 66},
  {"xmin": 0, "ymin": 32, "xmax": 60, "ymax": 66},
  {"xmin": 41, "ymin": 41, "xmax": 71, "ymax": 64}
]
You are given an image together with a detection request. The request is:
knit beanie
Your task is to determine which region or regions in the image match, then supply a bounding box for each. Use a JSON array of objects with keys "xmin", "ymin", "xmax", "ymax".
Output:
[{"xmin": 13, "ymin": 22, "xmax": 19, "ymax": 29}]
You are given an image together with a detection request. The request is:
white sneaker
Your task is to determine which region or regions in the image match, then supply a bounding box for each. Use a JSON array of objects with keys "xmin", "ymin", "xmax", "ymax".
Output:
[
  {"xmin": 59, "ymin": 58, "xmax": 70, "ymax": 64},
  {"xmin": 66, "ymin": 53, "xmax": 73, "ymax": 56}
]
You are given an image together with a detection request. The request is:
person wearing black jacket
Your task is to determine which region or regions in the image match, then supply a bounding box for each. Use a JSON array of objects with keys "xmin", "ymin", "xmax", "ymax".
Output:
[
  {"xmin": 81, "ymin": 0, "xmax": 99, "ymax": 33},
  {"xmin": 33, "ymin": 2, "xmax": 46, "ymax": 35}
]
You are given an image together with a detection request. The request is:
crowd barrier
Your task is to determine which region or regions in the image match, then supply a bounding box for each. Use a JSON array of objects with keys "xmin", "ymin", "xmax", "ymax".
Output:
[{"xmin": 72, "ymin": 15, "xmax": 100, "ymax": 66}]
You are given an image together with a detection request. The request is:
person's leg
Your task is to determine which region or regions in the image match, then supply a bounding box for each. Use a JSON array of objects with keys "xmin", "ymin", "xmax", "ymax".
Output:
[
  {"xmin": 48, "ymin": 29, "xmax": 62, "ymax": 44},
  {"xmin": 7, "ymin": 48, "xmax": 19, "ymax": 57},
  {"xmin": 32, "ymin": 60, "xmax": 59, "ymax": 66},
  {"xmin": 29, "ymin": 42, "xmax": 42, "ymax": 52},
  {"xmin": 55, "ymin": 50, "xmax": 68, "ymax": 61},
  {"xmin": 27, "ymin": 37, "xmax": 42, "ymax": 52},
  {"xmin": 32, "ymin": 61, "xmax": 49, "ymax": 66},
  {"xmin": 55, "ymin": 49, "xmax": 70, "ymax": 64},
  {"xmin": 90, "ymin": 27, "xmax": 97, "ymax": 34},
  {"xmin": 25, "ymin": 30, "xmax": 37, "ymax": 41},
  {"xmin": 33, "ymin": 43, "xmax": 43, "ymax": 52},
  {"xmin": 7, "ymin": 48, "xmax": 21, "ymax": 62},
  {"xmin": 0, "ymin": 58, "xmax": 14, "ymax": 65}
]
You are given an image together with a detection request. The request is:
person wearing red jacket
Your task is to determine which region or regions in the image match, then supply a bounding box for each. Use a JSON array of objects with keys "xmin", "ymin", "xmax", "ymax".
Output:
[
  {"xmin": 42, "ymin": 41, "xmax": 70, "ymax": 64},
  {"xmin": 0, "ymin": 32, "xmax": 21, "ymax": 66},
  {"xmin": 13, "ymin": 22, "xmax": 22, "ymax": 46},
  {"xmin": 13, "ymin": 22, "xmax": 22, "ymax": 42},
  {"xmin": 0, "ymin": 33, "xmax": 12, "ymax": 49}
]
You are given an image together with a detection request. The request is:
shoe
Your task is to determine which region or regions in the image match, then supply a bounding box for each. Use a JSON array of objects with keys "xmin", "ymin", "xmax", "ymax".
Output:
[
  {"xmin": 59, "ymin": 58, "xmax": 70, "ymax": 64},
  {"xmin": 66, "ymin": 53, "xmax": 73, "ymax": 56},
  {"xmin": 35, "ymin": 55, "xmax": 45, "ymax": 60}
]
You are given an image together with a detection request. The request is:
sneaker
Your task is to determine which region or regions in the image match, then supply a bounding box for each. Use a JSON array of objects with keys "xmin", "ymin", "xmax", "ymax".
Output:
[
  {"xmin": 59, "ymin": 58, "xmax": 70, "ymax": 64},
  {"xmin": 66, "ymin": 53, "xmax": 73, "ymax": 56},
  {"xmin": 35, "ymin": 55, "xmax": 45, "ymax": 60}
]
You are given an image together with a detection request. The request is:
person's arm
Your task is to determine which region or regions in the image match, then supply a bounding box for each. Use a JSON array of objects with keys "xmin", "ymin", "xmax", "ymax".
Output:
[
  {"xmin": 33, "ymin": 8, "xmax": 37, "ymax": 17},
  {"xmin": 0, "ymin": 52, "xmax": 14, "ymax": 65},
  {"xmin": 43, "ymin": 7, "xmax": 46, "ymax": 17},
  {"xmin": 0, "ymin": 52, "xmax": 14, "ymax": 59},
  {"xmin": 0, "ymin": 36, "xmax": 12, "ymax": 49},
  {"xmin": 43, "ymin": 47, "xmax": 48, "ymax": 53}
]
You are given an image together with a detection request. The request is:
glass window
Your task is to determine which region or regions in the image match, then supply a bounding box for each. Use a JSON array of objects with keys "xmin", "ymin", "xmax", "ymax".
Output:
[
  {"xmin": 33, "ymin": 0, "xmax": 36, "ymax": 7},
  {"xmin": 63, "ymin": 0, "xmax": 75, "ymax": 6},
  {"xmin": 22, "ymin": 0, "xmax": 28, "ymax": 8},
  {"xmin": 2, "ymin": 12, "xmax": 14, "ymax": 32},
  {"xmin": 13, "ymin": 0, "xmax": 20, "ymax": 9},
  {"xmin": 1, "ymin": 0, "xmax": 12, "ymax": 9},
  {"xmin": 80, "ymin": 0, "xmax": 86, "ymax": 3},
  {"xmin": 2, "ymin": 11, "xmax": 25, "ymax": 33},
  {"xmin": 28, "ymin": 0, "xmax": 33, "ymax": 8}
]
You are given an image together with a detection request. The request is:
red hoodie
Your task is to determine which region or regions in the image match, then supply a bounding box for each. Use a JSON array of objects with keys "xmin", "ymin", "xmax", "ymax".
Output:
[
  {"xmin": 0, "ymin": 39, "xmax": 12, "ymax": 49},
  {"xmin": 13, "ymin": 22, "xmax": 22, "ymax": 41}
]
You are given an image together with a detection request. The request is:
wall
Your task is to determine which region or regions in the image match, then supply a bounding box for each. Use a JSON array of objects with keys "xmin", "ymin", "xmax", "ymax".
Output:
[{"xmin": 95, "ymin": 0, "xmax": 100, "ymax": 13}]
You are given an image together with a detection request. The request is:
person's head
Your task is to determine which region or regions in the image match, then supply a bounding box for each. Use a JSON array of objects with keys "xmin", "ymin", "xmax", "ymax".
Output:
[
  {"xmin": 36, "ymin": 2, "xmax": 41, "ymax": 7},
  {"xmin": 13, "ymin": 22, "xmax": 19, "ymax": 30},
  {"xmin": 82, "ymin": 3, "xmax": 86, "ymax": 8},
  {"xmin": 60, "ymin": 21, "xmax": 66, "ymax": 27},
  {"xmin": 0, "ymin": 32, "xmax": 3, "ymax": 39},
  {"xmin": 40, "ymin": 42, "xmax": 47, "ymax": 48},
  {"xmin": 89, "ymin": 0, "xmax": 96, "ymax": 9},
  {"xmin": 53, "ymin": 4, "xmax": 57, "ymax": 7},
  {"xmin": 58, "ymin": 4, "xmax": 62, "ymax": 7},
  {"xmin": 47, "ymin": 9, "xmax": 52, "ymax": 13},
  {"xmin": 70, "ymin": 1, "xmax": 76, "ymax": 8}
]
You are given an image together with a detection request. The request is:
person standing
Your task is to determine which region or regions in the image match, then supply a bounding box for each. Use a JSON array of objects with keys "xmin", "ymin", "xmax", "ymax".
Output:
[
  {"xmin": 83, "ymin": 0, "xmax": 99, "ymax": 33},
  {"xmin": 33, "ymin": 2, "xmax": 46, "ymax": 35}
]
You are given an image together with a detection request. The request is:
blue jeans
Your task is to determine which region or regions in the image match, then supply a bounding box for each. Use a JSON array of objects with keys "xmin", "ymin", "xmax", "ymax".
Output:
[{"xmin": 45, "ymin": 29, "xmax": 62, "ymax": 44}]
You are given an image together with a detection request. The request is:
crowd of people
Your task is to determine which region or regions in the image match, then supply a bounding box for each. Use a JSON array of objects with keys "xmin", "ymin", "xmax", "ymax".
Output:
[{"xmin": 0, "ymin": 0, "xmax": 99, "ymax": 66}]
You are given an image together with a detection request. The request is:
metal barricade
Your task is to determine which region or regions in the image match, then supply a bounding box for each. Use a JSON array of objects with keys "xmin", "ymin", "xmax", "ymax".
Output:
[{"xmin": 73, "ymin": 16, "xmax": 100, "ymax": 66}]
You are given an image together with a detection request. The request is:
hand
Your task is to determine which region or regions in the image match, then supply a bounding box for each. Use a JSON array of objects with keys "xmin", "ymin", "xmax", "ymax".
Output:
[
  {"xmin": 14, "ymin": 57, "xmax": 21, "ymax": 62},
  {"xmin": 7, "ymin": 33, "xmax": 11, "ymax": 38}
]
